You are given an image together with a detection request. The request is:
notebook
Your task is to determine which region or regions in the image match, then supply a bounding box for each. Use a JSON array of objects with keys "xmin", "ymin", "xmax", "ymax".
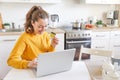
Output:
[{"xmin": 34, "ymin": 48, "xmax": 76, "ymax": 77}]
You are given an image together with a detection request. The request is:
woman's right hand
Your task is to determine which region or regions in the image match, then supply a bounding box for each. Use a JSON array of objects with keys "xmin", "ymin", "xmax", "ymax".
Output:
[
  {"xmin": 51, "ymin": 37, "xmax": 59, "ymax": 48},
  {"xmin": 27, "ymin": 58, "xmax": 37, "ymax": 68}
]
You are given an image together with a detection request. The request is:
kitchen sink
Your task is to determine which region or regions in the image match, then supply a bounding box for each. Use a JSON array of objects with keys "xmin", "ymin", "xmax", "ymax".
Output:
[{"xmin": 0, "ymin": 29, "xmax": 24, "ymax": 32}]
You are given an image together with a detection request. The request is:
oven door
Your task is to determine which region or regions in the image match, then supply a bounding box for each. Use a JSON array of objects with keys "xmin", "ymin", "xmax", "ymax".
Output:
[{"xmin": 65, "ymin": 40, "xmax": 91, "ymax": 61}]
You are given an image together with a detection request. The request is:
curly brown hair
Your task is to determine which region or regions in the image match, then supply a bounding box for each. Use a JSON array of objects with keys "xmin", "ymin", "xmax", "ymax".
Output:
[{"xmin": 24, "ymin": 6, "xmax": 49, "ymax": 34}]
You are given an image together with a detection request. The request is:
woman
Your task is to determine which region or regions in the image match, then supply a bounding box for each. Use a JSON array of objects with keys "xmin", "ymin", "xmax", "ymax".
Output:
[{"xmin": 7, "ymin": 6, "xmax": 59, "ymax": 69}]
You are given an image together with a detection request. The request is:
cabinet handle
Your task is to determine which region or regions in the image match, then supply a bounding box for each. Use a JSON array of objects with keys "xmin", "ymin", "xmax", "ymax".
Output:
[
  {"xmin": 66, "ymin": 41, "xmax": 91, "ymax": 43},
  {"xmin": 96, "ymin": 46, "xmax": 105, "ymax": 48},
  {"xmin": 2, "ymin": 39, "xmax": 16, "ymax": 42},
  {"xmin": 113, "ymin": 45, "xmax": 120, "ymax": 47},
  {"xmin": 96, "ymin": 35, "xmax": 105, "ymax": 37}
]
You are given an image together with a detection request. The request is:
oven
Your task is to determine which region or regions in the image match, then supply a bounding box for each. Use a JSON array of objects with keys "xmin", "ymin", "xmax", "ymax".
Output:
[{"xmin": 65, "ymin": 30, "xmax": 92, "ymax": 61}]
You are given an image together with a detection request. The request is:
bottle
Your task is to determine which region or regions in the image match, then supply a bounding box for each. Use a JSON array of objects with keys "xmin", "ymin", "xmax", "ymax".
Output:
[
  {"xmin": 80, "ymin": 19, "xmax": 85, "ymax": 29},
  {"xmin": 12, "ymin": 22, "xmax": 15, "ymax": 29}
]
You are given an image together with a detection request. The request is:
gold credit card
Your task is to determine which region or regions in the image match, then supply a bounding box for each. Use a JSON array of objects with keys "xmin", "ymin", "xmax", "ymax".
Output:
[{"xmin": 50, "ymin": 32, "xmax": 56, "ymax": 38}]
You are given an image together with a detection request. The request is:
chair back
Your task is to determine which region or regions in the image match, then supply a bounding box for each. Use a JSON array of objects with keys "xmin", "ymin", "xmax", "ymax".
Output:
[{"xmin": 79, "ymin": 45, "xmax": 112, "ymax": 61}]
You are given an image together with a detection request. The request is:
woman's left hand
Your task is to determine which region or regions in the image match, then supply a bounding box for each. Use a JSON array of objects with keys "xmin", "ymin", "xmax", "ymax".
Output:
[
  {"xmin": 51, "ymin": 37, "xmax": 59, "ymax": 48},
  {"xmin": 27, "ymin": 58, "xmax": 37, "ymax": 69}
]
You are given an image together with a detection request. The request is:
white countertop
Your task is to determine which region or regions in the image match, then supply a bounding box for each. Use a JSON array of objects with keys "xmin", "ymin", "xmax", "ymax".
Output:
[
  {"xmin": 0, "ymin": 28, "xmax": 65, "ymax": 36},
  {"xmin": 91, "ymin": 27, "xmax": 120, "ymax": 32},
  {"xmin": 3, "ymin": 61, "xmax": 91, "ymax": 80}
]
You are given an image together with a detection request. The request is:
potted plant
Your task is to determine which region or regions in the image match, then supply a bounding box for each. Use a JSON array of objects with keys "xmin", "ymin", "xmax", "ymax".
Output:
[
  {"xmin": 96, "ymin": 20, "xmax": 103, "ymax": 28},
  {"xmin": 3, "ymin": 23, "xmax": 10, "ymax": 29}
]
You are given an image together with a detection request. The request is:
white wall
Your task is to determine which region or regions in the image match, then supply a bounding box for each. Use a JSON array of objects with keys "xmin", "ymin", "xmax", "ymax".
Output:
[{"xmin": 0, "ymin": 0, "xmax": 117, "ymax": 28}]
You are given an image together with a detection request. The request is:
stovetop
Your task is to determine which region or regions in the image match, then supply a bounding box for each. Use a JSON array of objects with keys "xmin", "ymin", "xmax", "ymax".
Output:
[{"xmin": 60, "ymin": 26, "xmax": 92, "ymax": 39}]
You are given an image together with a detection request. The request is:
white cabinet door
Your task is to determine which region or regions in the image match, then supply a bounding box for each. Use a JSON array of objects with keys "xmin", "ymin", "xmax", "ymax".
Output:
[
  {"xmin": 38, "ymin": 0, "xmax": 61, "ymax": 3},
  {"xmin": 110, "ymin": 31, "xmax": 120, "ymax": 39},
  {"xmin": 110, "ymin": 0, "xmax": 120, "ymax": 4},
  {"xmin": 109, "ymin": 31, "xmax": 120, "ymax": 58},
  {"xmin": 91, "ymin": 31, "xmax": 110, "ymax": 50},
  {"xmin": 92, "ymin": 31, "xmax": 110, "ymax": 39},
  {"xmin": 86, "ymin": 0, "xmax": 120, "ymax": 4},
  {"xmin": 0, "ymin": 0, "xmax": 22, "ymax": 2},
  {"xmin": 55, "ymin": 33, "xmax": 64, "ymax": 51},
  {"xmin": 110, "ymin": 40, "xmax": 120, "ymax": 57},
  {"xmin": 0, "ymin": 35, "xmax": 19, "ymax": 79},
  {"xmin": 86, "ymin": 0, "xmax": 102, "ymax": 4},
  {"xmin": 0, "ymin": 0, "xmax": 26, "ymax": 2},
  {"xmin": 91, "ymin": 40, "xmax": 110, "ymax": 50},
  {"xmin": 0, "ymin": 0, "xmax": 61, "ymax": 3}
]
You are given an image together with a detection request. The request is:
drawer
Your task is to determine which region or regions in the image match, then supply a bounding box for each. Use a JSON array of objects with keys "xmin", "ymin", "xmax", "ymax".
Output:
[
  {"xmin": 92, "ymin": 31, "xmax": 110, "ymax": 39},
  {"xmin": 91, "ymin": 40, "xmax": 109, "ymax": 50},
  {"xmin": 0, "ymin": 35, "xmax": 19, "ymax": 41},
  {"xmin": 110, "ymin": 31, "xmax": 120, "ymax": 38}
]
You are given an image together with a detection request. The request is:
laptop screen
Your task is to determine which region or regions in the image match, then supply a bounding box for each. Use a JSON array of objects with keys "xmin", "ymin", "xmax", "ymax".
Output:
[{"xmin": 36, "ymin": 48, "xmax": 76, "ymax": 77}]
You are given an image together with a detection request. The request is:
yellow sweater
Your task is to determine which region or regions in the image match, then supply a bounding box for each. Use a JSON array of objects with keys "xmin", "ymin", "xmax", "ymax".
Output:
[{"xmin": 7, "ymin": 31, "xmax": 55, "ymax": 69}]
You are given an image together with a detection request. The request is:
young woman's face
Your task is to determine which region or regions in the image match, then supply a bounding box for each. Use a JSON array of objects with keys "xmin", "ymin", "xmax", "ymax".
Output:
[{"xmin": 32, "ymin": 18, "xmax": 48, "ymax": 34}]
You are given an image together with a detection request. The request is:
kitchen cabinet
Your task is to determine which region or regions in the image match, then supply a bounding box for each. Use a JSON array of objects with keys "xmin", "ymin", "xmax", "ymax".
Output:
[
  {"xmin": 91, "ymin": 31, "xmax": 110, "ymax": 50},
  {"xmin": 86, "ymin": 0, "xmax": 102, "ymax": 4},
  {"xmin": 46, "ymin": 28, "xmax": 65, "ymax": 51},
  {"xmin": 91, "ymin": 31, "xmax": 110, "ymax": 60},
  {"xmin": 0, "ymin": 35, "xmax": 19, "ymax": 79},
  {"xmin": 0, "ymin": 0, "xmax": 61, "ymax": 3},
  {"xmin": 109, "ymin": 31, "xmax": 120, "ymax": 58},
  {"xmin": 86, "ymin": 0, "xmax": 120, "ymax": 4},
  {"xmin": 91, "ymin": 29, "xmax": 120, "ymax": 59},
  {"xmin": 55, "ymin": 33, "xmax": 64, "ymax": 51}
]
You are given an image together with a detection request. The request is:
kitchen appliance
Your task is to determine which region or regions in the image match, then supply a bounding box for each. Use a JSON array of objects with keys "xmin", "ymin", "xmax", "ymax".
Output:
[
  {"xmin": 113, "ymin": 10, "xmax": 119, "ymax": 26},
  {"xmin": 49, "ymin": 14, "xmax": 59, "ymax": 28},
  {"xmin": 106, "ymin": 10, "xmax": 119, "ymax": 27},
  {"xmin": 63, "ymin": 27, "xmax": 92, "ymax": 61},
  {"xmin": 106, "ymin": 10, "xmax": 114, "ymax": 25}
]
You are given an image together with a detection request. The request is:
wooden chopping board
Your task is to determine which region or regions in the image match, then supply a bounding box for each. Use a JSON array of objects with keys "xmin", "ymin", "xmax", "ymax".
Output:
[{"xmin": 0, "ymin": 13, "xmax": 3, "ymax": 29}]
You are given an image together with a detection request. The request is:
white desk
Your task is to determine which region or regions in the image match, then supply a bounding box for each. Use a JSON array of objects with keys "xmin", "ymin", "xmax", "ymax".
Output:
[{"xmin": 3, "ymin": 61, "xmax": 91, "ymax": 80}]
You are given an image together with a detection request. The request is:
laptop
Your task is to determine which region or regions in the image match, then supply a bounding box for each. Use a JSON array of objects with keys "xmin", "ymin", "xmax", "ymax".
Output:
[{"xmin": 34, "ymin": 48, "xmax": 76, "ymax": 77}]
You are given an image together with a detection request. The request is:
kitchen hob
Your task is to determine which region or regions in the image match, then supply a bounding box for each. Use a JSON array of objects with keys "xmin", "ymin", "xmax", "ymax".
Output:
[{"xmin": 60, "ymin": 26, "xmax": 92, "ymax": 39}]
